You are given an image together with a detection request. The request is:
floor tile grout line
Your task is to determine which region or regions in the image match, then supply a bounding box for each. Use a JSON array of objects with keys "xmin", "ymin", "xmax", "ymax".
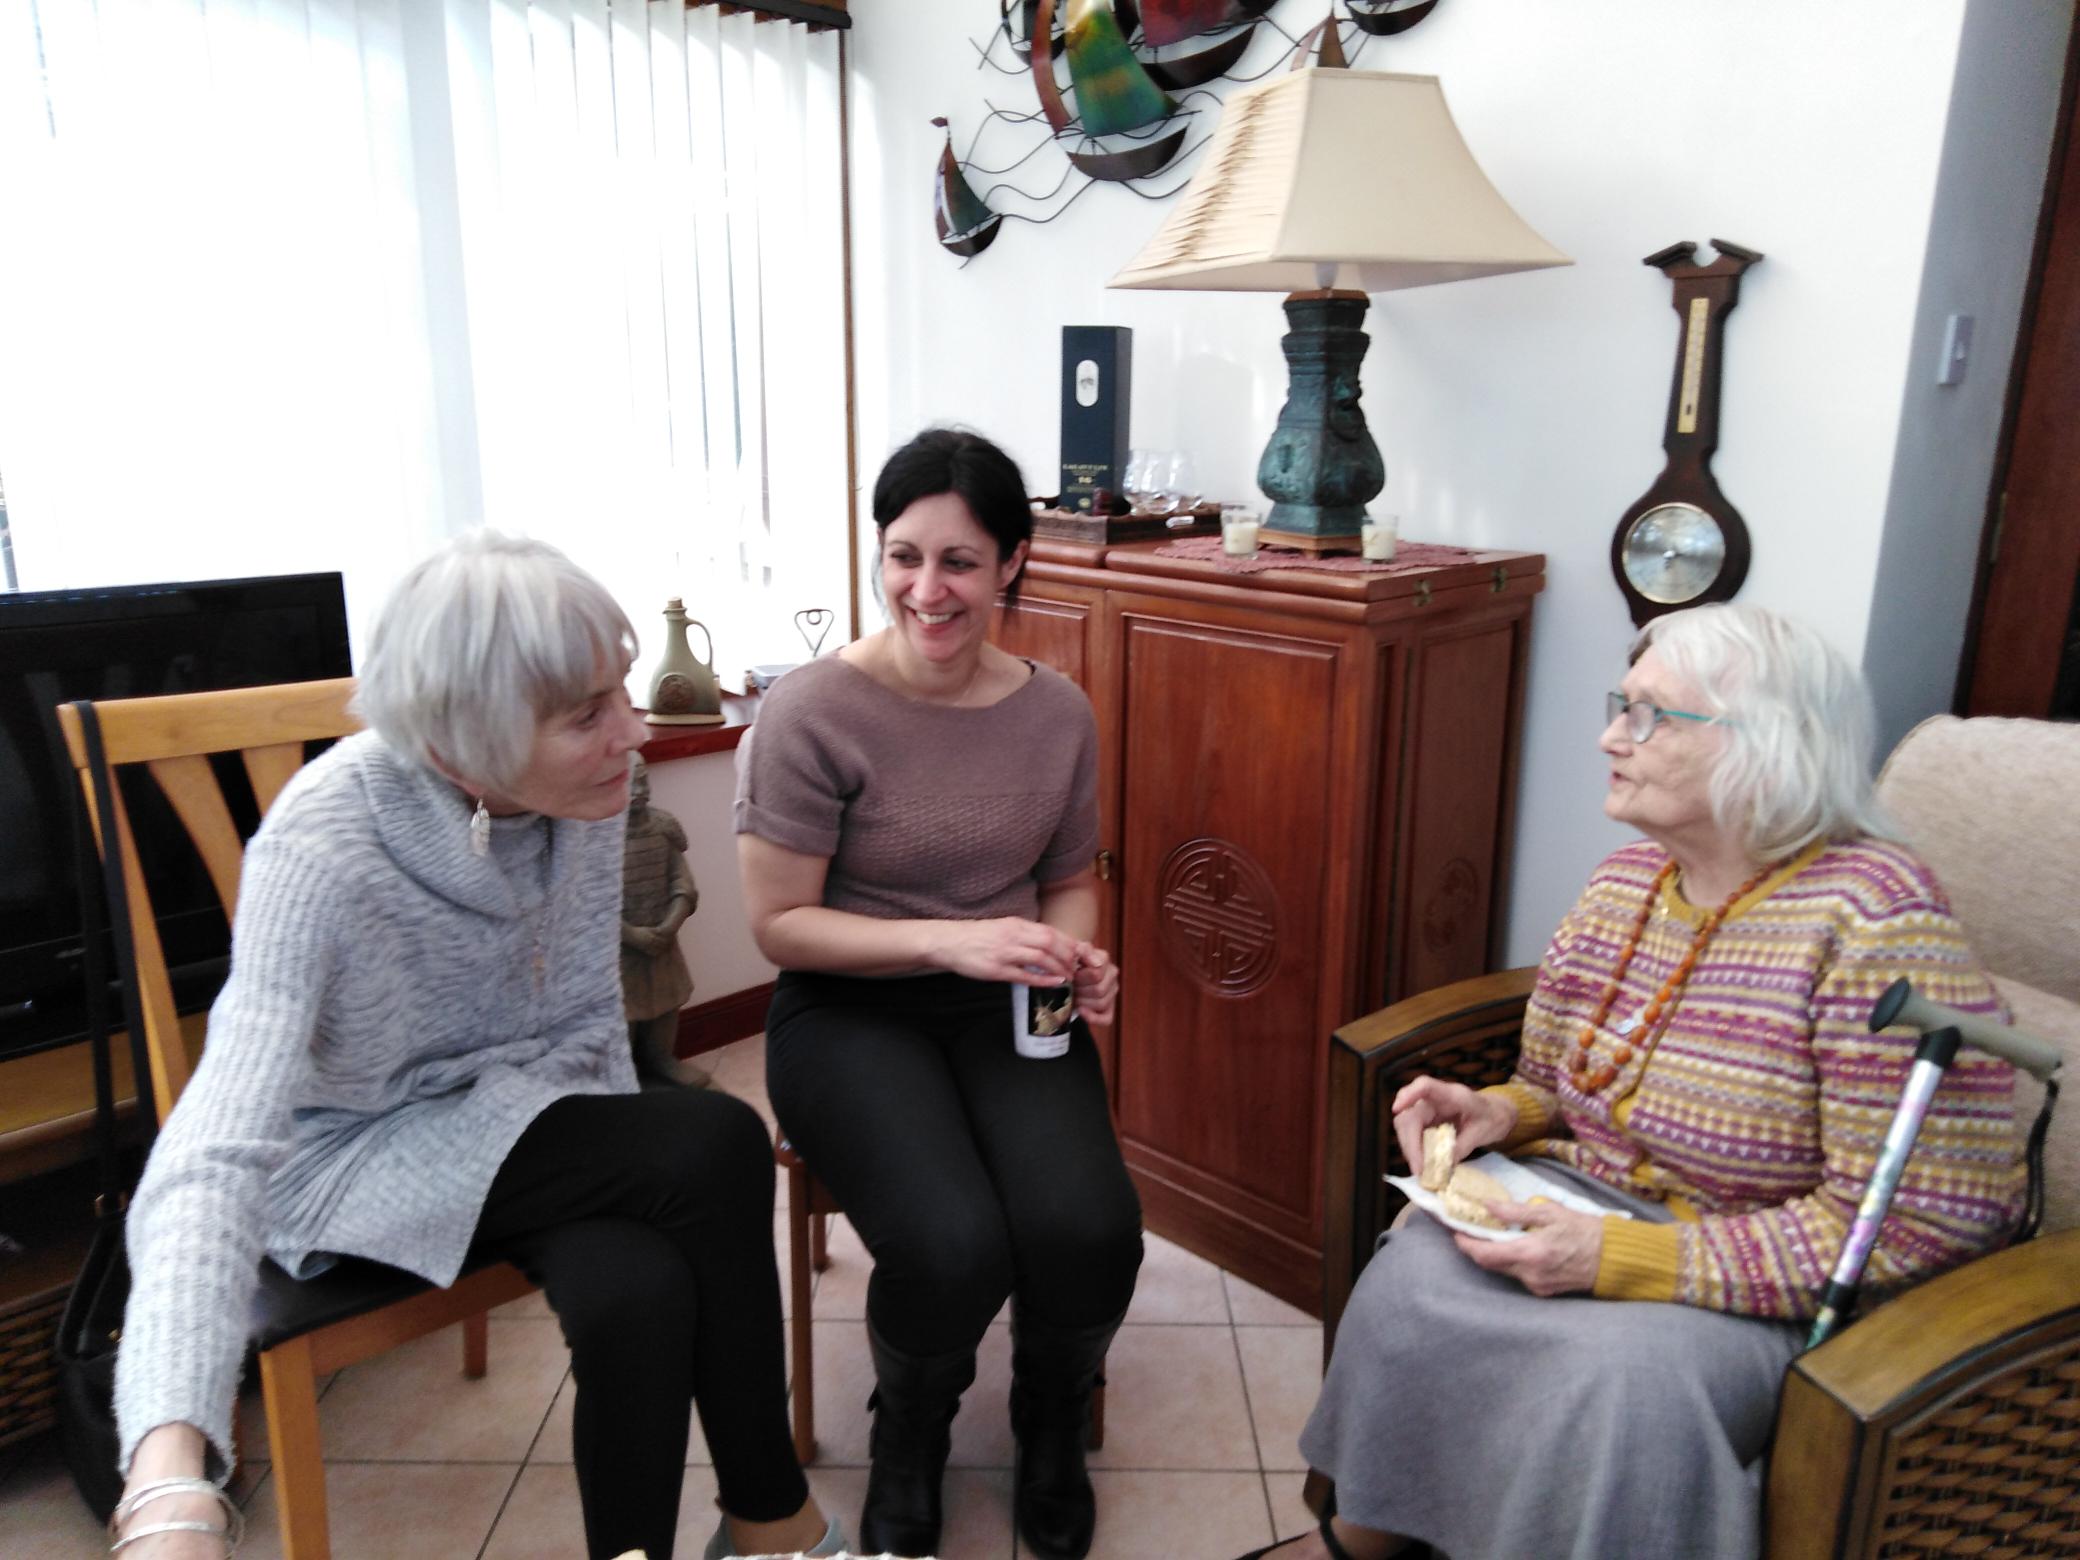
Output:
[
  {"xmin": 1222, "ymin": 1267, "xmax": 1285, "ymax": 1551},
  {"xmin": 475, "ymin": 1462, "xmax": 529, "ymax": 1560}
]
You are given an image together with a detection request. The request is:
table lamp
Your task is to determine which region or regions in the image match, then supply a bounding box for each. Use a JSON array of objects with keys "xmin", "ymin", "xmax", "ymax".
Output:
[{"xmin": 1109, "ymin": 67, "xmax": 1570, "ymax": 552}]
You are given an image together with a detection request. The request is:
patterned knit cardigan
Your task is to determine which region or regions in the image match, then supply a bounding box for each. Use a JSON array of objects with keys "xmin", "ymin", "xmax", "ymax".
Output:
[{"xmin": 1485, "ymin": 838, "xmax": 2025, "ymax": 1320}]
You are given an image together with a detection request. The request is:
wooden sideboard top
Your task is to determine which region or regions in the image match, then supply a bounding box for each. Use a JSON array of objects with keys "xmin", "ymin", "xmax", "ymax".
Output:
[
  {"xmin": 636, "ymin": 688, "xmax": 762, "ymax": 764},
  {"xmin": 1027, "ymin": 537, "xmax": 1545, "ymax": 615},
  {"xmin": 1098, "ymin": 539, "xmax": 1543, "ymax": 600}
]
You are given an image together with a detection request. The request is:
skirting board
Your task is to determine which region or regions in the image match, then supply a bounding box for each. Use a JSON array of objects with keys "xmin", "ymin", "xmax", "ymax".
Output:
[{"xmin": 676, "ymin": 981, "xmax": 776, "ymax": 1058}]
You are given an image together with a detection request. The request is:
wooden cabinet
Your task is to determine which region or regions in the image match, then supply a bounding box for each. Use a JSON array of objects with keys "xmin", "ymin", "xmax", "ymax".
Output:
[{"xmin": 996, "ymin": 540, "xmax": 1543, "ymax": 1313}]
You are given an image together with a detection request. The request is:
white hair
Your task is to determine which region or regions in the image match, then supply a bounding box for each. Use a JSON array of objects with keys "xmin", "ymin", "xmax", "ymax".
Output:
[
  {"xmin": 354, "ymin": 531, "xmax": 637, "ymax": 794},
  {"xmin": 1635, "ymin": 602, "xmax": 1891, "ymax": 862}
]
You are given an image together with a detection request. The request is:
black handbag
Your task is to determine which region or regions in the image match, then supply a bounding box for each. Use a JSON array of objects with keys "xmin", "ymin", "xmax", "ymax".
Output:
[{"xmin": 52, "ymin": 699, "xmax": 158, "ymax": 1521}]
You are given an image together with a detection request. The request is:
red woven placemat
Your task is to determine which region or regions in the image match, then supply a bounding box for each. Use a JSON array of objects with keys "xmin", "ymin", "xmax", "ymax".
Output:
[{"xmin": 1150, "ymin": 536, "xmax": 1480, "ymax": 574}]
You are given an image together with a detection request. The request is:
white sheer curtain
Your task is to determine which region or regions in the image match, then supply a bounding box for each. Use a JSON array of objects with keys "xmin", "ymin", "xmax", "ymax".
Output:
[
  {"xmin": 0, "ymin": 0, "xmax": 450, "ymax": 643},
  {"xmin": 447, "ymin": 0, "xmax": 849, "ymax": 676},
  {"xmin": 0, "ymin": 0, "xmax": 851, "ymax": 674}
]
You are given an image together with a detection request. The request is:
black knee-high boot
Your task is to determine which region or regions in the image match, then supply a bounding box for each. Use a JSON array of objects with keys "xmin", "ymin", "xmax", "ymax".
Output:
[
  {"xmin": 1011, "ymin": 1304, "xmax": 1126, "ymax": 1560},
  {"xmin": 860, "ymin": 1319, "xmax": 977, "ymax": 1559}
]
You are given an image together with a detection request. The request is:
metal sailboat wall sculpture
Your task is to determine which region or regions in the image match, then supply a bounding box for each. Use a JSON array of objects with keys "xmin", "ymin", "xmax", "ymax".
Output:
[
  {"xmin": 937, "ymin": 0, "xmax": 1449, "ymax": 260},
  {"xmin": 1061, "ymin": 0, "xmax": 1177, "ymax": 136},
  {"xmin": 1033, "ymin": 0, "xmax": 1189, "ymax": 182},
  {"xmin": 932, "ymin": 118, "xmax": 1002, "ymax": 257},
  {"xmin": 1134, "ymin": 0, "xmax": 1273, "ymax": 51}
]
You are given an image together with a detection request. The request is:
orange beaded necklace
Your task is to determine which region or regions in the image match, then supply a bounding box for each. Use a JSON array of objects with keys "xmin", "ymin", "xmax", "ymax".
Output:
[{"xmin": 1569, "ymin": 858, "xmax": 1777, "ymax": 1095}]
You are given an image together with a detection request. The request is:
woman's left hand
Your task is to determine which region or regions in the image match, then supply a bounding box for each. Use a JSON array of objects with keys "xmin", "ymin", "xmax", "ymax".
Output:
[
  {"xmin": 1453, "ymin": 1200, "xmax": 1605, "ymax": 1297},
  {"xmin": 1071, "ymin": 945, "xmax": 1119, "ymax": 1027}
]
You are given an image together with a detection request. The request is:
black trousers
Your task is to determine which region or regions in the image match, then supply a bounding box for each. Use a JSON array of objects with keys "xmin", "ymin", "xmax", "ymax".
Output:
[
  {"xmin": 473, "ymin": 1088, "xmax": 807, "ymax": 1560},
  {"xmin": 766, "ymin": 971, "xmax": 1144, "ymax": 1357}
]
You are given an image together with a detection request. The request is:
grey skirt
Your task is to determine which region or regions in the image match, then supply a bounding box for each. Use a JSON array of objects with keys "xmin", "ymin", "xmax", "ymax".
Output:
[{"xmin": 1299, "ymin": 1163, "xmax": 1805, "ymax": 1560}]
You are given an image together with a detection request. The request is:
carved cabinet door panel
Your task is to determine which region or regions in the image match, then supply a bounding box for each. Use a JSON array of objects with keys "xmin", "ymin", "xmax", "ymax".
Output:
[
  {"xmin": 1006, "ymin": 544, "xmax": 1542, "ymax": 1312},
  {"xmin": 1387, "ymin": 612, "xmax": 1527, "ymax": 1002},
  {"xmin": 993, "ymin": 579, "xmax": 1123, "ymax": 1080},
  {"xmin": 1112, "ymin": 606, "xmax": 1343, "ymax": 1283},
  {"xmin": 993, "ymin": 585, "xmax": 1101, "ymax": 693}
]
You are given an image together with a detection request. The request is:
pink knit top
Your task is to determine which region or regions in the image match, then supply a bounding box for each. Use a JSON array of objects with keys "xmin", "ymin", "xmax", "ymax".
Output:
[
  {"xmin": 1489, "ymin": 838, "xmax": 2025, "ymax": 1320},
  {"xmin": 732, "ymin": 655, "xmax": 1100, "ymax": 922}
]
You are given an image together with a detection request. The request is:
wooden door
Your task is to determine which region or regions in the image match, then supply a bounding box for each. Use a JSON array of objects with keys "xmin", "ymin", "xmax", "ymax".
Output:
[
  {"xmin": 1383, "ymin": 608, "xmax": 1535, "ymax": 1004},
  {"xmin": 1964, "ymin": 52, "xmax": 2080, "ymax": 717},
  {"xmin": 1111, "ymin": 601, "xmax": 1344, "ymax": 1304}
]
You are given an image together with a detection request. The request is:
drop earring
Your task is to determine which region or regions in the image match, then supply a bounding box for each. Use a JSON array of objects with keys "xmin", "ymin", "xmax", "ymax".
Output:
[{"xmin": 469, "ymin": 796, "xmax": 491, "ymax": 857}]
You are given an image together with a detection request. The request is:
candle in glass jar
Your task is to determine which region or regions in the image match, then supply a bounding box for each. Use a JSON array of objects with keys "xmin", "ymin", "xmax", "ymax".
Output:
[
  {"xmin": 1361, "ymin": 516, "xmax": 1399, "ymax": 561},
  {"xmin": 1221, "ymin": 505, "xmax": 1260, "ymax": 557}
]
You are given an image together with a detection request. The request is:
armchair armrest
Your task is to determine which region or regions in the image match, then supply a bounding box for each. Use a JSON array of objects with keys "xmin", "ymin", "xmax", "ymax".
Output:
[
  {"xmin": 1321, "ymin": 968, "xmax": 1537, "ymax": 1358},
  {"xmin": 1765, "ymin": 1229, "xmax": 2080, "ymax": 1559}
]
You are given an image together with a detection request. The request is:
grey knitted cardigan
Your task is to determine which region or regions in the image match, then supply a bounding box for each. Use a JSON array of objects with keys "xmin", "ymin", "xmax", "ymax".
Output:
[{"xmin": 113, "ymin": 730, "xmax": 637, "ymax": 1471}]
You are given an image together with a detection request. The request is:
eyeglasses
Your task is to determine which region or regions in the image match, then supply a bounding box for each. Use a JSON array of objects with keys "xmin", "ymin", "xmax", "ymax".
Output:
[{"xmin": 1606, "ymin": 691, "xmax": 1717, "ymax": 743}]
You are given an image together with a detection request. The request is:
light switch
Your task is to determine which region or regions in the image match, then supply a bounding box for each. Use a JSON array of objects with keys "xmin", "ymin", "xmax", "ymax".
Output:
[{"xmin": 1937, "ymin": 313, "xmax": 1973, "ymax": 387}]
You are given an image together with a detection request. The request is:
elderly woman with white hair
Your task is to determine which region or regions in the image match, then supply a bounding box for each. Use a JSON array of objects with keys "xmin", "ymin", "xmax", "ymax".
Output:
[
  {"xmin": 1239, "ymin": 603, "xmax": 2025, "ymax": 1560},
  {"xmin": 107, "ymin": 533, "xmax": 839, "ymax": 1560}
]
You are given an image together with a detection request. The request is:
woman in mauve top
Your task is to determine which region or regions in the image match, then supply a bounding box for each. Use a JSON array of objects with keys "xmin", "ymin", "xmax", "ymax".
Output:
[{"xmin": 735, "ymin": 428, "xmax": 1143, "ymax": 1560}]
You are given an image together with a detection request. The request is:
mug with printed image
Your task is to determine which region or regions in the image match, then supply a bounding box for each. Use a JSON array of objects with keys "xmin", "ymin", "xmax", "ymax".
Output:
[{"xmin": 1013, "ymin": 969, "xmax": 1075, "ymax": 1059}]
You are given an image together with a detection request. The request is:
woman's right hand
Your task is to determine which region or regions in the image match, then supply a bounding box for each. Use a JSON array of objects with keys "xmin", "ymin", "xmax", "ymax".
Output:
[
  {"xmin": 928, "ymin": 917, "xmax": 1081, "ymax": 985},
  {"xmin": 1391, "ymin": 1076, "xmax": 1519, "ymax": 1179}
]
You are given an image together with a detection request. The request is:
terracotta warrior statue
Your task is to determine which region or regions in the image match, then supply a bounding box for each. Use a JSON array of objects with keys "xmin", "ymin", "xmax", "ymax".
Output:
[{"xmin": 621, "ymin": 755, "xmax": 708, "ymax": 1087}]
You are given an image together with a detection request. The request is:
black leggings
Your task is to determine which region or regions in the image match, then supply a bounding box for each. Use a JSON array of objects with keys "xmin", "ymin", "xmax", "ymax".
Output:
[
  {"xmin": 473, "ymin": 1088, "xmax": 806, "ymax": 1560},
  {"xmin": 765, "ymin": 971, "xmax": 1143, "ymax": 1356}
]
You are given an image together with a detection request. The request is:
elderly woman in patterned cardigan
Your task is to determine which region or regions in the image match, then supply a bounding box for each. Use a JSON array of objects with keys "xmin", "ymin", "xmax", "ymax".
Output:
[
  {"xmin": 1239, "ymin": 603, "xmax": 2024, "ymax": 1560},
  {"xmin": 108, "ymin": 533, "xmax": 837, "ymax": 1560}
]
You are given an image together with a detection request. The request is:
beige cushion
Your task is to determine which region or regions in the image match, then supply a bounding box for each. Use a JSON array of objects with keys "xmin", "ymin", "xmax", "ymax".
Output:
[
  {"xmin": 1876, "ymin": 715, "xmax": 2080, "ymax": 1005},
  {"xmin": 1877, "ymin": 715, "xmax": 2080, "ymax": 1234}
]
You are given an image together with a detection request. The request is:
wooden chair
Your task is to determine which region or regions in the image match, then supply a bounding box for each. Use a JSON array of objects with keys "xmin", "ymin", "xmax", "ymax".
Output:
[
  {"xmin": 57, "ymin": 680, "xmax": 537, "ymax": 1560},
  {"xmin": 1320, "ymin": 714, "xmax": 2080, "ymax": 1560},
  {"xmin": 776, "ymin": 1134, "xmax": 1106, "ymax": 1464}
]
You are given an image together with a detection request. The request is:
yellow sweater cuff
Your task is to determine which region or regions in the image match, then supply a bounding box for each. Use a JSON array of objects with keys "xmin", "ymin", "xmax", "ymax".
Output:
[
  {"xmin": 1593, "ymin": 1217, "xmax": 1680, "ymax": 1303},
  {"xmin": 1484, "ymin": 1081, "xmax": 1556, "ymax": 1150}
]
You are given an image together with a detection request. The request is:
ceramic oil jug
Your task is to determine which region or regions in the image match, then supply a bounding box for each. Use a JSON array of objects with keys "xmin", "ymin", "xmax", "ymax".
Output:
[{"xmin": 644, "ymin": 598, "xmax": 725, "ymax": 725}]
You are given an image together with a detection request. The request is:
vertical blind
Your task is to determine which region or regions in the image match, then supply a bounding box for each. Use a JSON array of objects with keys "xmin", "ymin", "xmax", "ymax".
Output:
[{"xmin": 0, "ymin": 0, "xmax": 850, "ymax": 674}]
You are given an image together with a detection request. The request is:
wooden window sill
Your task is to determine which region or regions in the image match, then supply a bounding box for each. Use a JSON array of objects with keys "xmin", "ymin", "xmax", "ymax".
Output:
[{"xmin": 638, "ymin": 689, "xmax": 762, "ymax": 764}]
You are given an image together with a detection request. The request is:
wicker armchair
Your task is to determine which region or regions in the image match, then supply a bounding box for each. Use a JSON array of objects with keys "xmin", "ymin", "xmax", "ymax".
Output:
[{"xmin": 1320, "ymin": 715, "xmax": 2080, "ymax": 1560}]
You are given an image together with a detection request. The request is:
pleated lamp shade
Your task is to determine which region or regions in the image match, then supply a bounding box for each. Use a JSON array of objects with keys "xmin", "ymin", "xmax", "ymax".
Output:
[{"xmin": 1109, "ymin": 69, "xmax": 1570, "ymax": 294}]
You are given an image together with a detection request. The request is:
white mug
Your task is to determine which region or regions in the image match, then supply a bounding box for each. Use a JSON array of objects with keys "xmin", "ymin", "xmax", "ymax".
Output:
[{"xmin": 1013, "ymin": 971, "xmax": 1075, "ymax": 1059}]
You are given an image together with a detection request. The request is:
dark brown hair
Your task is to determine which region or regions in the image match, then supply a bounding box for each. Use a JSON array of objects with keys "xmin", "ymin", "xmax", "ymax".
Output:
[{"xmin": 871, "ymin": 428, "xmax": 1032, "ymax": 606}]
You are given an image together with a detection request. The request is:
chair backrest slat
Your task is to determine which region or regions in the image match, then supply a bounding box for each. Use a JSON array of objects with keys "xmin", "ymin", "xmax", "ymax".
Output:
[
  {"xmin": 74, "ymin": 679, "xmax": 358, "ymax": 767},
  {"xmin": 242, "ymin": 740, "xmax": 308, "ymax": 816},
  {"xmin": 74, "ymin": 762, "xmax": 195, "ymax": 1118},
  {"xmin": 147, "ymin": 753, "xmax": 247, "ymax": 926},
  {"xmin": 56, "ymin": 679, "xmax": 362, "ymax": 1123}
]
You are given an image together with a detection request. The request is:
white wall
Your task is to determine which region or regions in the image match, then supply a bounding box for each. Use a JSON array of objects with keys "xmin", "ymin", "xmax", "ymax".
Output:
[
  {"xmin": 848, "ymin": 0, "xmax": 2067, "ymax": 964},
  {"xmin": 647, "ymin": 749, "xmax": 778, "ymax": 1002}
]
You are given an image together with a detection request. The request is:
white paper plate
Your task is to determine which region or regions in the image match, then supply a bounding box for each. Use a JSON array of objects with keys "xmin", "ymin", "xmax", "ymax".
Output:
[{"xmin": 1385, "ymin": 1152, "xmax": 1635, "ymax": 1243}]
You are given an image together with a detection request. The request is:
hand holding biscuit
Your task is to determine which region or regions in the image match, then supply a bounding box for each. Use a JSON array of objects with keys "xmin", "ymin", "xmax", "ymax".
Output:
[{"xmin": 1391, "ymin": 1076, "xmax": 1518, "ymax": 1185}]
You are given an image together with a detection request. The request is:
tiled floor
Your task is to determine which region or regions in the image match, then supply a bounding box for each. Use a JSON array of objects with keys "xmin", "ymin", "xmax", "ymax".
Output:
[{"xmin": 0, "ymin": 1035, "xmax": 1324, "ymax": 1558}]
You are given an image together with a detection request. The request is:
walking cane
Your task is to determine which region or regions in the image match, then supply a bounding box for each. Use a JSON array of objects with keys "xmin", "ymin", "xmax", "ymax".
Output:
[{"xmin": 1806, "ymin": 978, "xmax": 2065, "ymax": 1349}]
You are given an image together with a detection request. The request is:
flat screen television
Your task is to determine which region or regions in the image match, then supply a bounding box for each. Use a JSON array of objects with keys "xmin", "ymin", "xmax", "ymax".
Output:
[{"xmin": 0, "ymin": 574, "xmax": 353, "ymax": 1063}]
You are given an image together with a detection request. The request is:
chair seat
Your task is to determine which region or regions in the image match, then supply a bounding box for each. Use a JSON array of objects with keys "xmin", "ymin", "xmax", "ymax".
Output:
[{"xmin": 250, "ymin": 1253, "xmax": 517, "ymax": 1353}]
